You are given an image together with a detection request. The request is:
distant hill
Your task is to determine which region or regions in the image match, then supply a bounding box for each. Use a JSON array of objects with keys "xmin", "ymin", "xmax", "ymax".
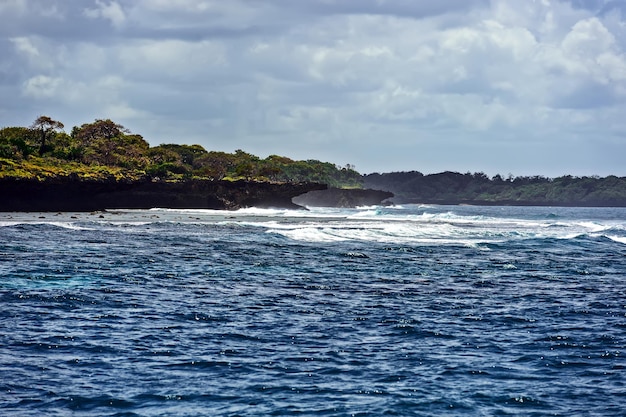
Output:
[{"xmin": 364, "ymin": 171, "xmax": 626, "ymax": 207}]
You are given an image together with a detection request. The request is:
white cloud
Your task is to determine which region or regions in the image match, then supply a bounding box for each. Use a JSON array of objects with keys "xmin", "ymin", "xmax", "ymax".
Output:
[
  {"xmin": 116, "ymin": 39, "xmax": 228, "ymax": 81},
  {"xmin": 11, "ymin": 36, "xmax": 39, "ymax": 57},
  {"xmin": 0, "ymin": 0, "xmax": 28, "ymax": 15},
  {"xmin": 136, "ymin": 0, "xmax": 212, "ymax": 14},
  {"xmin": 22, "ymin": 75, "xmax": 63, "ymax": 98},
  {"xmin": 562, "ymin": 17, "xmax": 615, "ymax": 56},
  {"xmin": 2, "ymin": 0, "xmax": 626, "ymax": 175},
  {"xmin": 84, "ymin": 0, "xmax": 126, "ymax": 28}
]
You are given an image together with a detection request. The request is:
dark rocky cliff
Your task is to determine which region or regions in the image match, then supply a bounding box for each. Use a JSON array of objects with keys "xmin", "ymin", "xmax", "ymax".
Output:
[
  {"xmin": 293, "ymin": 187, "xmax": 394, "ymax": 208},
  {"xmin": 0, "ymin": 177, "xmax": 327, "ymax": 211}
]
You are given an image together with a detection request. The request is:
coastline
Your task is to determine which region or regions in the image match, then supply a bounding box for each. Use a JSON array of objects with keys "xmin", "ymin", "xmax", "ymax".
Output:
[
  {"xmin": 4, "ymin": 175, "xmax": 624, "ymax": 211},
  {"xmin": 0, "ymin": 177, "xmax": 327, "ymax": 212}
]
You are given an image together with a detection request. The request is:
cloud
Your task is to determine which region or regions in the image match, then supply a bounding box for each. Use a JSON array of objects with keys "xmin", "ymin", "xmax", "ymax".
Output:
[
  {"xmin": 0, "ymin": 0, "xmax": 28, "ymax": 15},
  {"xmin": 10, "ymin": 36, "xmax": 39, "ymax": 58},
  {"xmin": 84, "ymin": 0, "xmax": 126, "ymax": 28},
  {"xmin": 22, "ymin": 75, "xmax": 63, "ymax": 98},
  {"xmin": 1, "ymin": 0, "xmax": 626, "ymax": 176}
]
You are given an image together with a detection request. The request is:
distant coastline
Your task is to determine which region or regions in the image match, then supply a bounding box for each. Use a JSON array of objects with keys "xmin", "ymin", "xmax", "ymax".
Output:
[{"xmin": 363, "ymin": 171, "xmax": 626, "ymax": 207}]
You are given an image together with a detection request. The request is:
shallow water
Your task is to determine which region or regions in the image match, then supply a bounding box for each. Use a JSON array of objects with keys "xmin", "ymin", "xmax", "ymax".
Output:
[{"xmin": 1, "ymin": 205, "xmax": 625, "ymax": 416}]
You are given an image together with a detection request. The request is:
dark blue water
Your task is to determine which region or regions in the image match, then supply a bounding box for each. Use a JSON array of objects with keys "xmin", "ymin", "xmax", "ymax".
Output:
[{"xmin": 1, "ymin": 206, "xmax": 625, "ymax": 416}]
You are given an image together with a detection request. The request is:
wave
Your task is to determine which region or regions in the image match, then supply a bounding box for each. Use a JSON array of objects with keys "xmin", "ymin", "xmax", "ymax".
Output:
[
  {"xmin": 2, "ymin": 205, "xmax": 625, "ymax": 247},
  {"xmin": 265, "ymin": 224, "xmax": 626, "ymax": 246},
  {"xmin": 258, "ymin": 207, "xmax": 626, "ymax": 246},
  {"xmin": 606, "ymin": 235, "xmax": 626, "ymax": 245},
  {"xmin": 0, "ymin": 221, "xmax": 93, "ymax": 231},
  {"xmin": 263, "ymin": 219, "xmax": 525, "ymax": 245}
]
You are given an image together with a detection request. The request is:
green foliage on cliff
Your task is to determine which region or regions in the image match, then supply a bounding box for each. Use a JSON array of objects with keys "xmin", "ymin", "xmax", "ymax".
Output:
[{"xmin": 0, "ymin": 117, "xmax": 362, "ymax": 188}]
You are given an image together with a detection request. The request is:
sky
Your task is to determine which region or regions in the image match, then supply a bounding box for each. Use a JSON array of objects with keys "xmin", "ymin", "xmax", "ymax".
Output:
[{"xmin": 2, "ymin": 0, "xmax": 626, "ymax": 176}]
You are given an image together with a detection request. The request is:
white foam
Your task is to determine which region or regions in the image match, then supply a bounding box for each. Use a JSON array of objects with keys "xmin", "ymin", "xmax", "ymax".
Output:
[
  {"xmin": 48, "ymin": 222, "xmax": 92, "ymax": 231},
  {"xmin": 607, "ymin": 235, "xmax": 626, "ymax": 245},
  {"xmin": 268, "ymin": 227, "xmax": 350, "ymax": 242},
  {"xmin": 159, "ymin": 206, "xmax": 623, "ymax": 246},
  {"xmin": 0, "ymin": 221, "xmax": 91, "ymax": 230},
  {"xmin": 576, "ymin": 221, "xmax": 609, "ymax": 233},
  {"xmin": 4, "ymin": 205, "xmax": 621, "ymax": 247},
  {"xmin": 348, "ymin": 209, "xmax": 381, "ymax": 219},
  {"xmin": 264, "ymin": 215, "xmax": 624, "ymax": 244},
  {"xmin": 0, "ymin": 221, "xmax": 19, "ymax": 227}
]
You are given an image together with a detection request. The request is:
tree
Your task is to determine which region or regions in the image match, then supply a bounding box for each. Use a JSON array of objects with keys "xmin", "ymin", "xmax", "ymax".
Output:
[
  {"xmin": 72, "ymin": 119, "xmax": 127, "ymax": 146},
  {"xmin": 70, "ymin": 119, "xmax": 150, "ymax": 167},
  {"xmin": 49, "ymin": 132, "xmax": 82, "ymax": 161},
  {"xmin": 155, "ymin": 144, "xmax": 207, "ymax": 165},
  {"xmin": 30, "ymin": 116, "xmax": 64, "ymax": 156},
  {"xmin": 192, "ymin": 151, "xmax": 237, "ymax": 180},
  {"xmin": 0, "ymin": 126, "xmax": 38, "ymax": 159}
]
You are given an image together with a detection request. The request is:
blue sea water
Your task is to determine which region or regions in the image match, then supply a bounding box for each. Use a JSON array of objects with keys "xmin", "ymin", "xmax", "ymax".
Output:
[{"xmin": 0, "ymin": 204, "xmax": 625, "ymax": 416}]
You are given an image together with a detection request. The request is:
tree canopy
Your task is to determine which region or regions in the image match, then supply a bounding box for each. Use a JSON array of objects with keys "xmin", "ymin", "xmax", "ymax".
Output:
[{"xmin": 0, "ymin": 116, "xmax": 362, "ymax": 187}]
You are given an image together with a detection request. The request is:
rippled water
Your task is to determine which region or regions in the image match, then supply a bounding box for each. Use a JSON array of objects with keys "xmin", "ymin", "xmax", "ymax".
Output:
[{"xmin": 1, "ymin": 205, "xmax": 625, "ymax": 416}]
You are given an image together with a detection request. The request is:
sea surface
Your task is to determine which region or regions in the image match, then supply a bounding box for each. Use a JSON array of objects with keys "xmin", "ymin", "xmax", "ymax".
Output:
[{"xmin": 0, "ymin": 204, "xmax": 625, "ymax": 416}]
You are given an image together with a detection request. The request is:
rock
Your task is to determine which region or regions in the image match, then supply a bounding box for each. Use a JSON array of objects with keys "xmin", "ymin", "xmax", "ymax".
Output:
[
  {"xmin": 293, "ymin": 187, "xmax": 394, "ymax": 208},
  {"xmin": 0, "ymin": 178, "xmax": 327, "ymax": 212}
]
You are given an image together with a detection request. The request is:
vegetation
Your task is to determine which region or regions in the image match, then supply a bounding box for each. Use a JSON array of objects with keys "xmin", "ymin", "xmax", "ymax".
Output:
[
  {"xmin": 3, "ymin": 115, "xmax": 626, "ymax": 206},
  {"xmin": 0, "ymin": 116, "xmax": 362, "ymax": 188},
  {"xmin": 364, "ymin": 171, "xmax": 626, "ymax": 207}
]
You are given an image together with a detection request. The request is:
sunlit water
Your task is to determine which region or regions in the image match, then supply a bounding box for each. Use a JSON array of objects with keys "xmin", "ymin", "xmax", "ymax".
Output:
[{"xmin": 1, "ymin": 205, "xmax": 625, "ymax": 416}]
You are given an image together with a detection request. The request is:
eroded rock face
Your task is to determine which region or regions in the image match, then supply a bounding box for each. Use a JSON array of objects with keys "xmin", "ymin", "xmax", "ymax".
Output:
[
  {"xmin": 292, "ymin": 188, "xmax": 394, "ymax": 208},
  {"xmin": 0, "ymin": 178, "xmax": 327, "ymax": 211}
]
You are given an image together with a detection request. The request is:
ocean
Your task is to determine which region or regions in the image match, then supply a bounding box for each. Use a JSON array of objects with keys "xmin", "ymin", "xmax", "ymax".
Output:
[{"xmin": 0, "ymin": 204, "xmax": 624, "ymax": 416}]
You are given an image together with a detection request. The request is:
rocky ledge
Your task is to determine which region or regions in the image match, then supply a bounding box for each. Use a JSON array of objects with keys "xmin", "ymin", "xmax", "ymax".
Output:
[
  {"xmin": 0, "ymin": 177, "xmax": 327, "ymax": 212},
  {"xmin": 293, "ymin": 187, "xmax": 394, "ymax": 208}
]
